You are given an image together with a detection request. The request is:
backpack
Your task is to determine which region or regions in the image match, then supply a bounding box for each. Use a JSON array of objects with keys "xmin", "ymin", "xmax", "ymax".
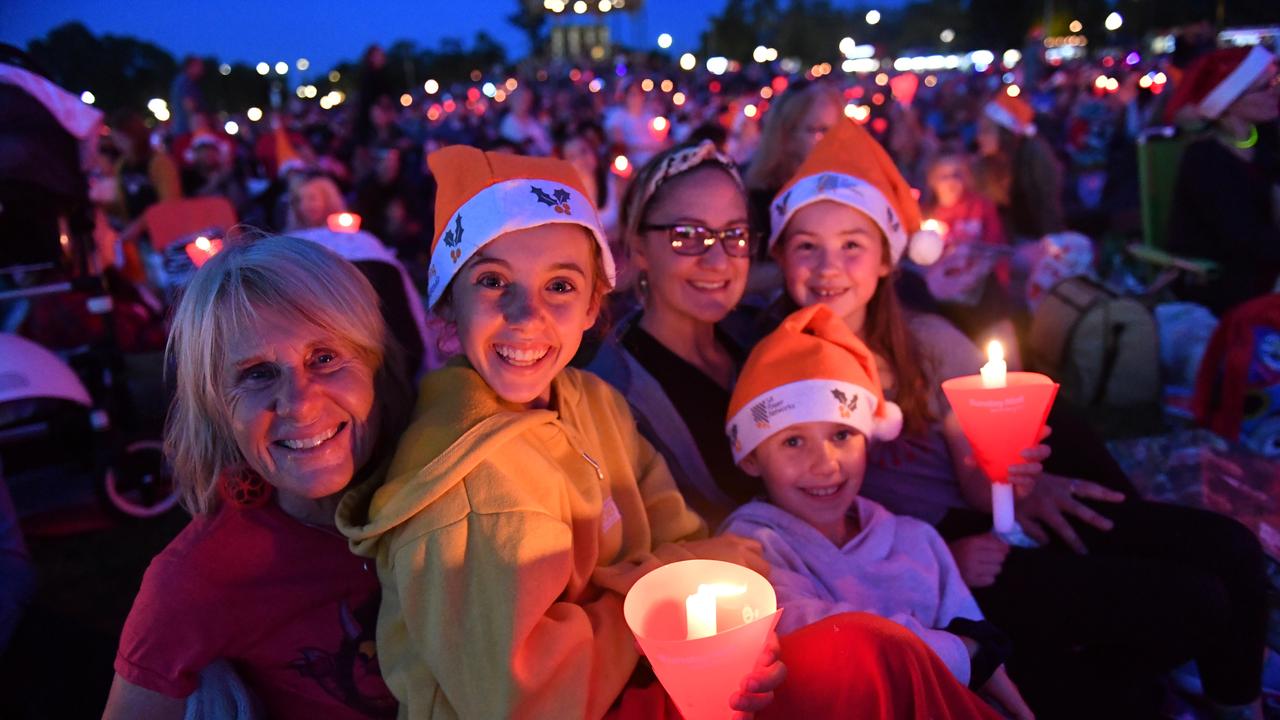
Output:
[
  {"xmin": 1193, "ymin": 293, "xmax": 1280, "ymax": 456},
  {"xmin": 1029, "ymin": 276, "xmax": 1161, "ymax": 410}
]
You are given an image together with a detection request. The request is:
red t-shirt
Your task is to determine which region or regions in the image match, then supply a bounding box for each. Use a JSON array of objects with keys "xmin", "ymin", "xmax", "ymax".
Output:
[{"xmin": 115, "ymin": 500, "xmax": 396, "ymax": 719}]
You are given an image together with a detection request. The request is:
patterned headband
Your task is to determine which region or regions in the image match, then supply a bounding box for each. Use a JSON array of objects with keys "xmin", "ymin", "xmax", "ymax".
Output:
[{"xmin": 636, "ymin": 140, "xmax": 744, "ymax": 216}]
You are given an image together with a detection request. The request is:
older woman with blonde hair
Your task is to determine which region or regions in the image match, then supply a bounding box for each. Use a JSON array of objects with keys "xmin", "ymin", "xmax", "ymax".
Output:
[
  {"xmin": 103, "ymin": 235, "xmax": 409, "ymax": 720},
  {"xmin": 286, "ymin": 174, "xmax": 348, "ymax": 232}
]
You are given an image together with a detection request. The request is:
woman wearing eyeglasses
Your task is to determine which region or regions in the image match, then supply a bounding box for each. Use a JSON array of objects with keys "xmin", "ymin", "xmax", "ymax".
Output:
[{"xmin": 584, "ymin": 141, "xmax": 759, "ymax": 528}]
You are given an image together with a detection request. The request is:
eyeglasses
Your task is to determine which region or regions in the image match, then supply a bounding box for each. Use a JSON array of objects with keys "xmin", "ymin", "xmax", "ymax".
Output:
[{"xmin": 640, "ymin": 223, "xmax": 753, "ymax": 257}]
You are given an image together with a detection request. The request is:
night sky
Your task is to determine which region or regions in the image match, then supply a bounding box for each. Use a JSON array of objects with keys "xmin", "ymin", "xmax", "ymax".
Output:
[{"xmin": 1, "ymin": 0, "xmax": 777, "ymax": 75}]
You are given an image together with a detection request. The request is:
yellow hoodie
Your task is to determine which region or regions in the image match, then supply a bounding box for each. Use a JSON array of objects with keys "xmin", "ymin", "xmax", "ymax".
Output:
[{"xmin": 337, "ymin": 362, "xmax": 707, "ymax": 720}]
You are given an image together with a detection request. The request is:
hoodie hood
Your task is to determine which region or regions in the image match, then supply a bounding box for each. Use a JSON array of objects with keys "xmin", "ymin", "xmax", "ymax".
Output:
[{"xmin": 337, "ymin": 361, "xmax": 560, "ymax": 556}]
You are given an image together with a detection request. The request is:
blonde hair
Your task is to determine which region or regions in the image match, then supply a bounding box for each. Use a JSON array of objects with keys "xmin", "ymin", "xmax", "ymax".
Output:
[
  {"xmin": 165, "ymin": 234, "xmax": 403, "ymax": 514},
  {"xmin": 286, "ymin": 175, "xmax": 347, "ymax": 231},
  {"xmin": 744, "ymin": 82, "xmax": 843, "ymax": 192}
]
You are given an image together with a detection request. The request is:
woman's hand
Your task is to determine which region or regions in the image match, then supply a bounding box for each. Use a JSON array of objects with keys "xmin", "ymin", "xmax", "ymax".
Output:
[
  {"xmin": 1015, "ymin": 473, "xmax": 1125, "ymax": 554},
  {"xmin": 948, "ymin": 533, "xmax": 1010, "ymax": 588},
  {"xmin": 981, "ymin": 665, "xmax": 1035, "ymax": 720},
  {"xmin": 683, "ymin": 535, "xmax": 770, "ymax": 578},
  {"xmin": 729, "ymin": 631, "xmax": 786, "ymax": 719},
  {"xmin": 1007, "ymin": 425, "xmax": 1053, "ymax": 499}
]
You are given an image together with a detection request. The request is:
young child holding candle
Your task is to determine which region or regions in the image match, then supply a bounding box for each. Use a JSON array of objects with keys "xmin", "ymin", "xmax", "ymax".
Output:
[
  {"xmin": 720, "ymin": 303, "xmax": 1033, "ymax": 719},
  {"xmin": 337, "ymin": 145, "xmax": 1012, "ymax": 720},
  {"xmin": 766, "ymin": 115, "xmax": 1267, "ymax": 718}
]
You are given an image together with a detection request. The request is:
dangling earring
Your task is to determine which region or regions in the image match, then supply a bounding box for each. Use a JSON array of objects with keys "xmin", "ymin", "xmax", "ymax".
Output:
[
  {"xmin": 218, "ymin": 466, "xmax": 272, "ymax": 509},
  {"xmin": 636, "ymin": 271, "xmax": 650, "ymax": 308}
]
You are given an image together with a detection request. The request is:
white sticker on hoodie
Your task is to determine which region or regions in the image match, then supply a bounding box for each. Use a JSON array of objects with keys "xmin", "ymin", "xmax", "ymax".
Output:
[{"xmin": 601, "ymin": 496, "xmax": 622, "ymax": 534}]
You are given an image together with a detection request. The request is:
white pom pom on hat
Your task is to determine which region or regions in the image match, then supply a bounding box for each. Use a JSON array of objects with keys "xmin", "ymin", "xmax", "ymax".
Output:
[{"xmin": 907, "ymin": 228, "xmax": 944, "ymax": 266}]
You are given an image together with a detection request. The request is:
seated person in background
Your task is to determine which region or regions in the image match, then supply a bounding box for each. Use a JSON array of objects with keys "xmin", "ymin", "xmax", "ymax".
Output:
[{"xmin": 720, "ymin": 303, "xmax": 1032, "ymax": 719}]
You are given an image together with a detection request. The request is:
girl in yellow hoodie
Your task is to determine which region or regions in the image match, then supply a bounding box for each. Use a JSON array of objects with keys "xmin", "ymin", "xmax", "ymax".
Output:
[{"xmin": 337, "ymin": 144, "xmax": 1004, "ymax": 720}]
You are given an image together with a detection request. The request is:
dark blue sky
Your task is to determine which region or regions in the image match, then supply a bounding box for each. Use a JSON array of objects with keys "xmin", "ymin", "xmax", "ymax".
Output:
[{"xmin": 1, "ymin": 0, "xmax": 805, "ymax": 77}]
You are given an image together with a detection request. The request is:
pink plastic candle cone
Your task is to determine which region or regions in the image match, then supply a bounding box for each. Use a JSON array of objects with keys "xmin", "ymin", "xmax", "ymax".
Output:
[
  {"xmin": 624, "ymin": 560, "xmax": 781, "ymax": 720},
  {"xmin": 942, "ymin": 372, "xmax": 1058, "ymax": 484}
]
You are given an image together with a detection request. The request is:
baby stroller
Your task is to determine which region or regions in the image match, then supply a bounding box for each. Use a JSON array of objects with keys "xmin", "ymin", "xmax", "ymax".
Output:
[{"xmin": 0, "ymin": 49, "xmax": 176, "ymax": 519}]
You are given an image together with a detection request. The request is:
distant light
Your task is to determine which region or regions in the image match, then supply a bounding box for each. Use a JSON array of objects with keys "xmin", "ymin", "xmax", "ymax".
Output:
[
  {"xmin": 573, "ymin": 0, "xmax": 587, "ymax": 13},
  {"xmin": 660, "ymin": 79, "xmax": 674, "ymax": 93},
  {"xmin": 672, "ymin": 91, "xmax": 687, "ymax": 106},
  {"xmin": 275, "ymin": 61, "xmax": 288, "ymax": 75},
  {"xmin": 154, "ymin": 107, "xmax": 170, "ymax": 122},
  {"xmin": 588, "ymin": 78, "xmax": 604, "ymax": 93},
  {"xmin": 247, "ymin": 107, "xmax": 263, "ymax": 122},
  {"xmin": 754, "ymin": 45, "xmax": 770, "ymax": 64},
  {"xmin": 874, "ymin": 72, "xmax": 889, "ymax": 86},
  {"xmin": 641, "ymin": 78, "xmax": 655, "ymax": 92},
  {"xmin": 256, "ymin": 62, "xmax": 270, "ymax": 76},
  {"xmin": 1125, "ymin": 51, "xmax": 1140, "ymax": 65},
  {"xmin": 598, "ymin": 0, "xmax": 611, "ymax": 11},
  {"xmin": 218, "ymin": 63, "xmax": 231, "ymax": 76},
  {"xmin": 305, "ymin": 85, "xmax": 317, "ymax": 98},
  {"xmin": 760, "ymin": 86, "xmax": 773, "ymax": 99},
  {"xmin": 706, "ymin": 56, "xmax": 728, "ymax": 75},
  {"xmin": 651, "ymin": 116, "xmax": 668, "ymax": 132},
  {"xmin": 482, "ymin": 82, "xmax": 496, "ymax": 97},
  {"xmin": 680, "ymin": 53, "xmax": 696, "ymax": 71},
  {"xmin": 940, "ymin": 28, "xmax": 956, "ymax": 43},
  {"xmin": 425, "ymin": 79, "xmax": 439, "ymax": 94},
  {"xmin": 924, "ymin": 75, "xmax": 937, "ymax": 87},
  {"xmin": 224, "ymin": 120, "xmax": 239, "ymax": 135},
  {"xmin": 1105, "ymin": 12, "xmax": 1123, "ymax": 31},
  {"xmin": 296, "ymin": 85, "xmax": 307, "ymax": 99},
  {"xmin": 1003, "ymin": 49, "xmax": 1022, "ymax": 67},
  {"xmin": 147, "ymin": 98, "xmax": 167, "ymax": 113},
  {"xmin": 505, "ymin": 78, "xmax": 518, "ymax": 91},
  {"xmin": 194, "ymin": 236, "xmax": 212, "ymax": 252},
  {"xmin": 400, "ymin": 93, "xmax": 413, "ymax": 107},
  {"xmin": 744, "ymin": 103, "xmax": 758, "ymax": 118},
  {"xmin": 1105, "ymin": 77, "xmax": 1119, "ymax": 92},
  {"xmin": 839, "ymin": 37, "xmax": 857, "ymax": 57},
  {"xmin": 296, "ymin": 58, "xmax": 310, "ymax": 71},
  {"xmin": 1006, "ymin": 84, "xmax": 1021, "ymax": 97},
  {"xmin": 470, "ymin": 69, "xmax": 482, "ymax": 82},
  {"xmin": 1069, "ymin": 20, "xmax": 1083, "ymax": 33},
  {"xmin": 81, "ymin": 91, "xmax": 95, "ymax": 105},
  {"xmin": 328, "ymin": 70, "xmax": 340, "ymax": 82},
  {"xmin": 1094, "ymin": 74, "xmax": 1108, "ymax": 89},
  {"xmin": 1153, "ymin": 72, "xmax": 1167, "ymax": 84},
  {"xmin": 613, "ymin": 155, "xmax": 629, "ymax": 173},
  {"xmin": 865, "ymin": 9, "xmax": 881, "ymax": 25},
  {"xmin": 657, "ymin": 33, "xmax": 673, "ymax": 49},
  {"xmin": 970, "ymin": 50, "xmax": 995, "ymax": 68},
  {"xmin": 1139, "ymin": 74, "xmax": 1153, "ymax": 89}
]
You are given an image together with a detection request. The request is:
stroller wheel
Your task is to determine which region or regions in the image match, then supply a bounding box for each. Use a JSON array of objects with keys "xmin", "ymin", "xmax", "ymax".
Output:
[{"xmin": 103, "ymin": 440, "xmax": 178, "ymax": 518}]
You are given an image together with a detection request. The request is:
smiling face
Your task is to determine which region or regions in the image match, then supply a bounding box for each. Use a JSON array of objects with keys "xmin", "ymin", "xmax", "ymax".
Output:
[
  {"xmin": 778, "ymin": 200, "xmax": 890, "ymax": 336},
  {"xmin": 632, "ymin": 166, "xmax": 750, "ymax": 326},
  {"xmin": 223, "ymin": 309, "xmax": 378, "ymax": 508},
  {"xmin": 742, "ymin": 421, "xmax": 865, "ymax": 545},
  {"xmin": 448, "ymin": 224, "xmax": 601, "ymax": 408}
]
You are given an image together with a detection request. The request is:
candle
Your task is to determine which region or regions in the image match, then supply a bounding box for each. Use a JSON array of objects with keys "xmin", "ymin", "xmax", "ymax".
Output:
[
  {"xmin": 921, "ymin": 217, "xmax": 949, "ymax": 239},
  {"xmin": 685, "ymin": 583, "xmax": 746, "ymax": 640},
  {"xmin": 327, "ymin": 212, "xmax": 361, "ymax": 233},
  {"xmin": 980, "ymin": 340, "xmax": 1007, "ymax": 389}
]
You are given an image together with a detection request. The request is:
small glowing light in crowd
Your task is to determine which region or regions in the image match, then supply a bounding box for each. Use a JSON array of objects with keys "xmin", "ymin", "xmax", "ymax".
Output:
[
  {"xmin": 427, "ymin": 105, "xmax": 442, "ymax": 121},
  {"xmin": 613, "ymin": 155, "xmax": 630, "ymax": 174},
  {"xmin": 1105, "ymin": 78, "xmax": 1119, "ymax": 92},
  {"xmin": 573, "ymin": 0, "xmax": 587, "ymax": 13},
  {"xmin": 672, "ymin": 91, "xmax": 687, "ymax": 106},
  {"xmin": 443, "ymin": 98, "xmax": 457, "ymax": 112},
  {"xmin": 641, "ymin": 78, "xmax": 655, "ymax": 92},
  {"xmin": 652, "ymin": 116, "xmax": 668, "ymax": 132},
  {"xmin": 400, "ymin": 93, "xmax": 413, "ymax": 107},
  {"xmin": 328, "ymin": 70, "xmax": 340, "ymax": 82},
  {"xmin": 256, "ymin": 62, "xmax": 270, "ymax": 76},
  {"xmin": 224, "ymin": 120, "xmax": 239, "ymax": 135},
  {"xmin": 81, "ymin": 91, "xmax": 95, "ymax": 105},
  {"xmin": 247, "ymin": 107, "xmax": 263, "ymax": 122},
  {"xmin": 657, "ymin": 33, "xmax": 673, "ymax": 49},
  {"xmin": 599, "ymin": 0, "xmax": 611, "ymax": 11},
  {"xmin": 494, "ymin": 89, "xmax": 507, "ymax": 102},
  {"xmin": 275, "ymin": 61, "xmax": 288, "ymax": 75},
  {"xmin": 760, "ymin": 86, "xmax": 773, "ymax": 99},
  {"xmin": 305, "ymin": 85, "xmax": 318, "ymax": 98},
  {"xmin": 1006, "ymin": 84, "xmax": 1021, "ymax": 98},
  {"xmin": 467, "ymin": 87, "xmax": 480, "ymax": 102},
  {"xmin": 154, "ymin": 107, "xmax": 170, "ymax": 121},
  {"xmin": 425, "ymin": 79, "xmax": 439, "ymax": 94},
  {"xmin": 469, "ymin": 69, "xmax": 481, "ymax": 82},
  {"xmin": 194, "ymin": 236, "xmax": 212, "ymax": 252},
  {"xmin": 543, "ymin": 0, "xmax": 565, "ymax": 11},
  {"xmin": 1094, "ymin": 74, "xmax": 1109, "ymax": 89},
  {"xmin": 1003, "ymin": 49, "xmax": 1021, "ymax": 67},
  {"xmin": 754, "ymin": 45, "xmax": 770, "ymax": 64},
  {"xmin": 874, "ymin": 72, "xmax": 888, "ymax": 86},
  {"xmin": 1002, "ymin": 71, "xmax": 1015, "ymax": 84},
  {"xmin": 1154, "ymin": 72, "xmax": 1167, "ymax": 84},
  {"xmin": 320, "ymin": 97, "xmax": 333, "ymax": 110},
  {"xmin": 591, "ymin": 45, "xmax": 605, "ymax": 60},
  {"xmin": 843, "ymin": 103, "xmax": 856, "ymax": 118},
  {"xmin": 296, "ymin": 86, "xmax": 307, "ymax": 99},
  {"xmin": 1069, "ymin": 20, "xmax": 1083, "ymax": 33},
  {"xmin": 872, "ymin": 92, "xmax": 885, "ymax": 105},
  {"xmin": 588, "ymin": 78, "xmax": 604, "ymax": 93},
  {"xmin": 482, "ymin": 82, "xmax": 497, "ymax": 97},
  {"xmin": 1105, "ymin": 12, "xmax": 1123, "ymax": 31},
  {"xmin": 1125, "ymin": 52, "xmax": 1140, "ymax": 65},
  {"xmin": 852, "ymin": 107, "xmax": 871, "ymax": 124},
  {"xmin": 866, "ymin": 9, "xmax": 881, "ymax": 24},
  {"xmin": 707, "ymin": 56, "xmax": 729, "ymax": 75},
  {"xmin": 744, "ymin": 103, "xmax": 758, "ymax": 118},
  {"xmin": 1139, "ymin": 74, "xmax": 1152, "ymax": 89},
  {"xmin": 506, "ymin": 78, "xmax": 518, "ymax": 91},
  {"xmin": 871, "ymin": 117, "xmax": 887, "ymax": 133},
  {"xmin": 940, "ymin": 29, "xmax": 956, "ymax": 43},
  {"xmin": 218, "ymin": 64, "xmax": 231, "ymax": 76},
  {"xmin": 924, "ymin": 75, "xmax": 937, "ymax": 87},
  {"xmin": 336, "ymin": 212, "xmax": 356, "ymax": 228},
  {"xmin": 661, "ymin": 79, "xmax": 675, "ymax": 93},
  {"xmin": 839, "ymin": 37, "xmax": 857, "ymax": 57},
  {"xmin": 147, "ymin": 98, "xmax": 167, "ymax": 113},
  {"xmin": 970, "ymin": 49, "xmax": 995, "ymax": 69},
  {"xmin": 680, "ymin": 53, "xmax": 696, "ymax": 71},
  {"xmin": 569, "ymin": 68, "xmax": 583, "ymax": 82},
  {"xmin": 297, "ymin": 58, "xmax": 310, "ymax": 71}
]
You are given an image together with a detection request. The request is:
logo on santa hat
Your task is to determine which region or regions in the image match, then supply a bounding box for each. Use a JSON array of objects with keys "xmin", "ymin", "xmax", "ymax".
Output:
[
  {"xmin": 531, "ymin": 185, "xmax": 573, "ymax": 215},
  {"xmin": 442, "ymin": 214, "xmax": 465, "ymax": 263},
  {"xmin": 728, "ymin": 423, "xmax": 741, "ymax": 453},
  {"xmin": 831, "ymin": 388, "xmax": 859, "ymax": 418}
]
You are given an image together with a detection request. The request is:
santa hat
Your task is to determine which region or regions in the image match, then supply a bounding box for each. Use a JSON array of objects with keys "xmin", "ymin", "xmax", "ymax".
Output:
[
  {"xmin": 984, "ymin": 92, "xmax": 1037, "ymax": 137},
  {"xmin": 425, "ymin": 145, "xmax": 615, "ymax": 308},
  {"xmin": 725, "ymin": 304, "xmax": 902, "ymax": 464},
  {"xmin": 768, "ymin": 116, "xmax": 943, "ymax": 266},
  {"xmin": 1164, "ymin": 46, "xmax": 1276, "ymax": 123}
]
